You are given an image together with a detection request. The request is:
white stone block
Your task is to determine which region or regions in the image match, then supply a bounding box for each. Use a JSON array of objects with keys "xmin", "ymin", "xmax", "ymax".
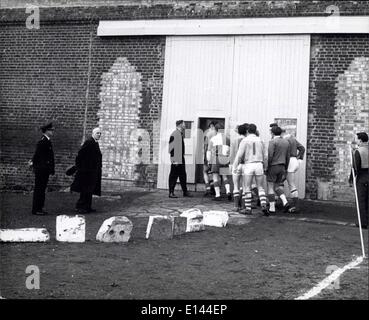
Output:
[
  {"xmin": 180, "ymin": 208, "xmax": 205, "ymax": 232},
  {"xmin": 96, "ymin": 216, "xmax": 133, "ymax": 243},
  {"xmin": 203, "ymin": 211, "xmax": 229, "ymax": 227},
  {"xmin": 0, "ymin": 228, "xmax": 50, "ymax": 242},
  {"xmin": 56, "ymin": 215, "xmax": 85, "ymax": 243}
]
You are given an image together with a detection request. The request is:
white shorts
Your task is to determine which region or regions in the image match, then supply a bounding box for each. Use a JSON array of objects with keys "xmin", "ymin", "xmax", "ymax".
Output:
[
  {"xmin": 242, "ymin": 162, "xmax": 264, "ymax": 176},
  {"xmin": 287, "ymin": 157, "xmax": 300, "ymax": 173}
]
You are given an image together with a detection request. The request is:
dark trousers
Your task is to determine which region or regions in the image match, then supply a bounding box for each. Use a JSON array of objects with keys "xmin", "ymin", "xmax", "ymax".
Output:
[
  {"xmin": 356, "ymin": 173, "xmax": 369, "ymax": 227},
  {"xmin": 32, "ymin": 170, "xmax": 49, "ymax": 213},
  {"xmin": 168, "ymin": 164, "xmax": 188, "ymax": 194},
  {"xmin": 76, "ymin": 192, "xmax": 93, "ymax": 211}
]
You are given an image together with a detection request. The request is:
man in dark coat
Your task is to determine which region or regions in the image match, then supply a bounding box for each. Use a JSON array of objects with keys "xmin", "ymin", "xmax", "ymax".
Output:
[
  {"xmin": 168, "ymin": 120, "xmax": 192, "ymax": 198},
  {"xmin": 31, "ymin": 122, "xmax": 55, "ymax": 215},
  {"xmin": 350, "ymin": 132, "xmax": 369, "ymax": 229},
  {"xmin": 71, "ymin": 127, "xmax": 102, "ymax": 213}
]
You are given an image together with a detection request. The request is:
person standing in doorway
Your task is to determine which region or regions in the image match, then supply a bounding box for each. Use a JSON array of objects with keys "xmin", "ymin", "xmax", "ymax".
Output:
[
  {"xmin": 203, "ymin": 121, "xmax": 216, "ymax": 196},
  {"xmin": 31, "ymin": 122, "xmax": 55, "ymax": 215},
  {"xmin": 71, "ymin": 127, "xmax": 102, "ymax": 213},
  {"xmin": 207, "ymin": 123, "xmax": 231, "ymax": 201},
  {"xmin": 350, "ymin": 132, "xmax": 368, "ymax": 229},
  {"xmin": 168, "ymin": 120, "xmax": 192, "ymax": 198}
]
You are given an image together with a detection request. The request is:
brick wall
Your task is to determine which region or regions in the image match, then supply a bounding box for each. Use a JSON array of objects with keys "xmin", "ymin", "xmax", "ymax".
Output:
[
  {"xmin": 90, "ymin": 36, "xmax": 165, "ymax": 190},
  {"xmin": 306, "ymin": 35, "xmax": 369, "ymax": 200},
  {"xmin": 0, "ymin": 23, "xmax": 92, "ymax": 190},
  {"xmin": 0, "ymin": 22, "xmax": 165, "ymax": 190},
  {"xmin": 1, "ymin": 1, "xmax": 369, "ymax": 199},
  {"xmin": 1, "ymin": 1, "xmax": 369, "ymax": 22}
]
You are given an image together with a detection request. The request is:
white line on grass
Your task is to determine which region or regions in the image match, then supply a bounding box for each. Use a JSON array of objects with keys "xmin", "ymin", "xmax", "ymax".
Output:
[{"xmin": 295, "ymin": 256, "xmax": 365, "ymax": 300}]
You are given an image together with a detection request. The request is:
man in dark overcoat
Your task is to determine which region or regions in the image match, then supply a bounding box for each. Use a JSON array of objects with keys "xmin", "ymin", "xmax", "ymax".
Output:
[
  {"xmin": 168, "ymin": 120, "xmax": 192, "ymax": 198},
  {"xmin": 350, "ymin": 132, "xmax": 369, "ymax": 229},
  {"xmin": 71, "ymin": 127, "xmax": 102, "ymax": 213},
  {"xmin": 31, "ymin": 122, "xmax": 55, "ymax": 215}
]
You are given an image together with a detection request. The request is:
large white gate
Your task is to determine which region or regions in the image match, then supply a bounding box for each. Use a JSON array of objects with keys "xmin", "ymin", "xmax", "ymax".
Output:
[{"xmin": 158, "ymin": 35, "xmax": 310, "ymax": 198}]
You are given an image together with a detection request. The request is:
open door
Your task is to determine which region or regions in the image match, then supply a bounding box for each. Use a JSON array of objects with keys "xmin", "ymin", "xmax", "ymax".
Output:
[{"xmin": 195, "ymin": 117, "xmax": 225, "ymax": 184}]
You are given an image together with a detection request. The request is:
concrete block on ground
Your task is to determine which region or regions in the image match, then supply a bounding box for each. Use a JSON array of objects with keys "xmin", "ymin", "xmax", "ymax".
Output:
[
  {"xmin": 96, "ymin": 216, "xmax": 133, "ymax": 243},
  {"xmin": 203, "ymin": 211, "xmax": 229, "ymax": 227},
  {"xmin": 172, "ymin": 216, "xmax": 187, "ymax": 236},
  {"xmin": 180, "ymin": 208, "xmax": 205, "ymax": 232},
  {"xmin": 0, "ymin": 228, "xmax": 50, "ymax": 242},
  {"xmin": 56, "ymin": 215, "xmax": 85, "ymax": 243},
  {"xmin": 146, "ymin": 215, "xmax": 173, "ymax": 240},
  {"xmin": 130, "ymin": 217, "xmax": 149, "ymax": 240}
]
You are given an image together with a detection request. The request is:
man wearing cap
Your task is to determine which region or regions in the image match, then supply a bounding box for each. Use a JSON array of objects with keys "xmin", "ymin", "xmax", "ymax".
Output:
[
  {"xmin": 168, "ymin": 120, "xmax": 192, "ymax": 198},
  {"xmin": 71, "ymin": 127, "xmax": 102, "ymax": 213},
  {"xmin": 31, "ymin": 122, "xmax": 55, "ymax": 215},
  {"xmin": 350, "ymin": 132, "xmax": 369, "ymax": 229}
]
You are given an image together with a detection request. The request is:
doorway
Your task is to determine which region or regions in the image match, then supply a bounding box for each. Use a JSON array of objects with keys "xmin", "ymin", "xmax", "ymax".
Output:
[{"xmin": 195, "ymin": 117, "xmax": 225, "ymax": 184}]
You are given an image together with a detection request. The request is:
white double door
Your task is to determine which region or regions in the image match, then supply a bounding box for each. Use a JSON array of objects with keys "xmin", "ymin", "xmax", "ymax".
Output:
[{"xmin": 158, "ymin": 35, "xmax": 310, "ymax": 198}]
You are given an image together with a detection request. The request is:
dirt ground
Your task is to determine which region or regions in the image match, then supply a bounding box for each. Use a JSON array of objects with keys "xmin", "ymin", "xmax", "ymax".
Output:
[{"xmin": 0, "ymin": 190, "xmax": 368, "ymax": 300}]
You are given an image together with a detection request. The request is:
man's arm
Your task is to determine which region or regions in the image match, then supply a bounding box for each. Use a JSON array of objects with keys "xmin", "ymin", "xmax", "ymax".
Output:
[
  {"xmin": 206, "ymin": 139, "xmax": 213, "ymax": 163},
  {"xmin": 75, "ymin": 139, "xmax": 91, "ymax": 170},
  {"xmin": 32, "ymin": 141, "xmax": 42, "ymax": 165},
  {"xmin": 49, "ymin": 141, "xmax": 55, "ymax": 175},
  {"xmin": 296, "ymin": 139, "xmax": 306, "ymax": 160},
  {"xmin": 267, "ymin": 140, "xmax": 275, "ymax": 168},
  {"xmin": 349, "ymin": 150, "xmax": 361, "ymax": 185},
  {"xmin": 232, "ymin": 139, "xmax": 246, "ymax": 169},
  {"xmin": 168, "ymin": 134, "xmax": 174, "ymax": 154},
  {"xmin": 285, "ymin": 142, "xmax": 291, "ymax": 170},
  {"xmin": 353, "ymin": 149, "xmax": 361, "ymax": 173},
  {"xmin": 262, "ymin": 141, "xmax": 268, "ymax": 170},
  {"xmin": 32, "ymin": 139, "xmax": 46, "ymax": 168},
  {"xmin": 170, "ymin": 131, "xmax": 184, "ymax": 164}
]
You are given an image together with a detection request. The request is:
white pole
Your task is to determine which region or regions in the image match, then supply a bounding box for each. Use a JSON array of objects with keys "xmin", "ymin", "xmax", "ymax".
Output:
[{"xmin": 349, "ymin": 146, "xmax": 366, "ymax": 258}]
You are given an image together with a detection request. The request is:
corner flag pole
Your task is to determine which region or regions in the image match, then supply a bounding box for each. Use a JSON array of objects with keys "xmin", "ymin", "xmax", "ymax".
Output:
[{"xmin": 349, "ymin": 145, "xmax": 366, "ymax": 258}]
